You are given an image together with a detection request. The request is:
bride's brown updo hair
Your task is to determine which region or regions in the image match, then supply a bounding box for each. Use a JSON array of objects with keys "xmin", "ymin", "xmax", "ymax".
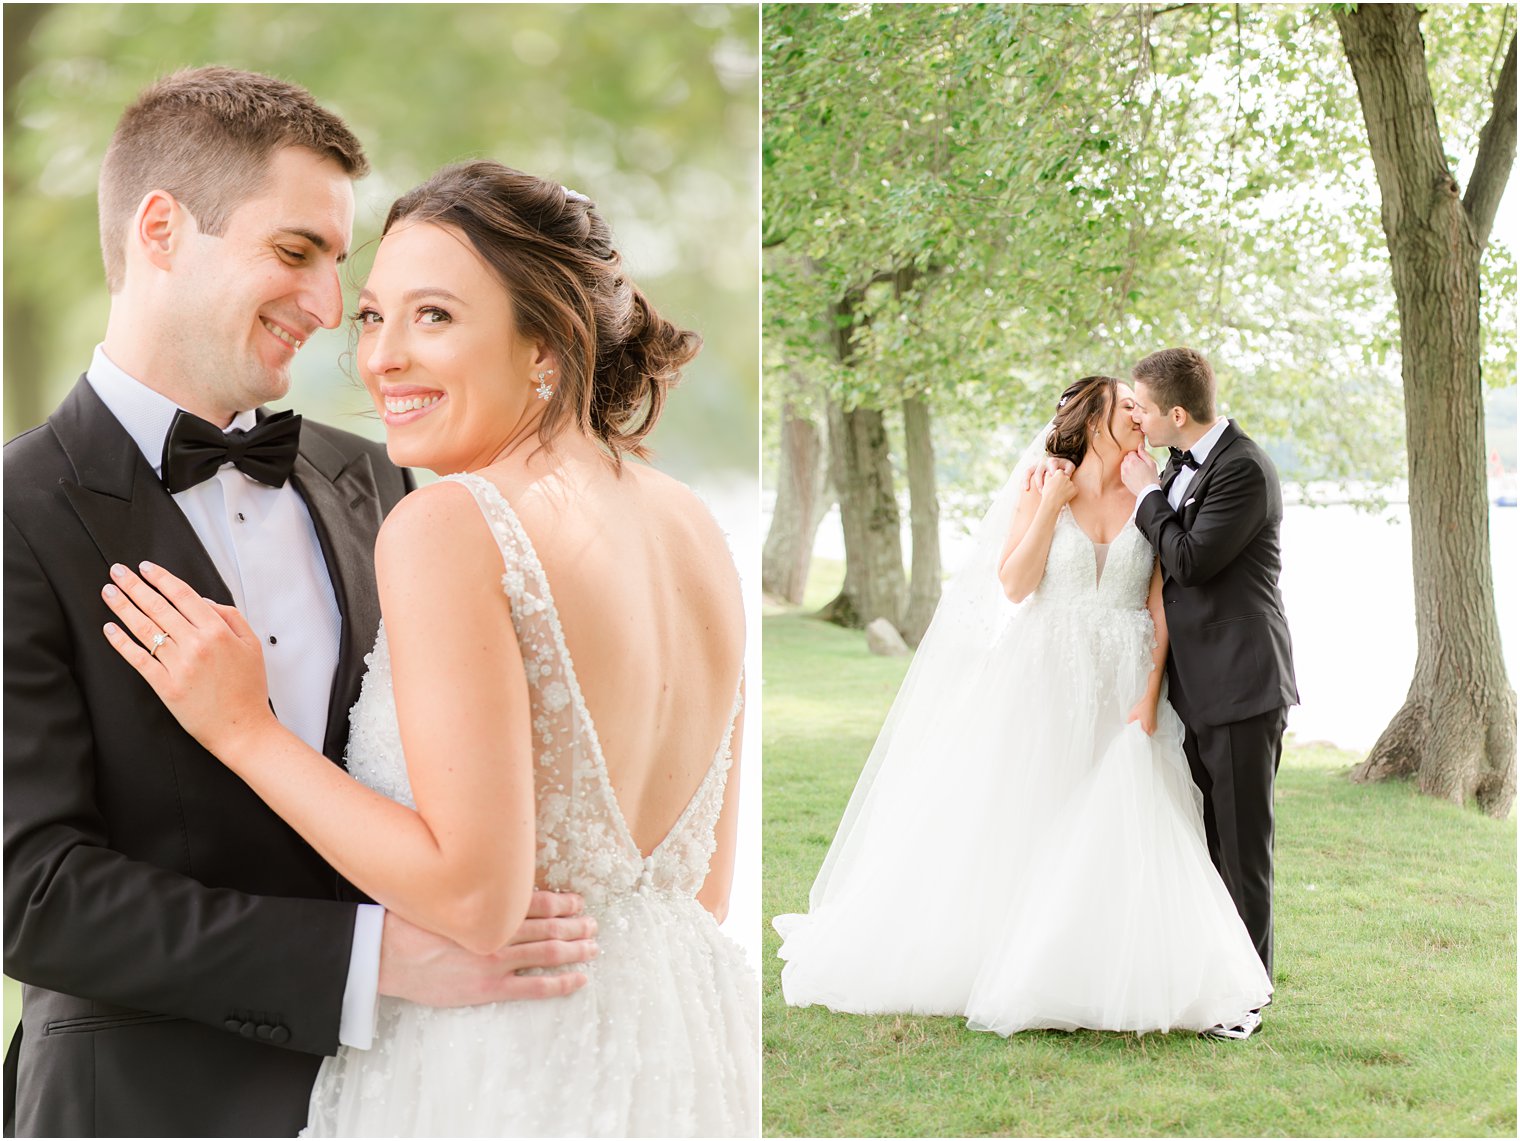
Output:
[
  {"xmin": 1045, "ymin": 375, "xmax": 1121, "ymax": 467},
  {"xmin": 381, "ymin": 160, "xmax": 701, "ymax": 462}
]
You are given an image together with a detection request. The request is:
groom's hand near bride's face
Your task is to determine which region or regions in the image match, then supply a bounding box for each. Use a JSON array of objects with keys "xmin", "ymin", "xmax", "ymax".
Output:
[
  {"xmin": 1121, "ymin": 451, "xmax": 1160, "ymax": 497},
  {"xmin": 378, "ymin": 890, "xmax": 599, "ymax": 1006}
]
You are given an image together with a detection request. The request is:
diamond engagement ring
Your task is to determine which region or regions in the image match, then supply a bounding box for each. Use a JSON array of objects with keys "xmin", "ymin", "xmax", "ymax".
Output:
[{"xmin": 150, "ymin": 631, "xmax": 169, "ymax": 657}]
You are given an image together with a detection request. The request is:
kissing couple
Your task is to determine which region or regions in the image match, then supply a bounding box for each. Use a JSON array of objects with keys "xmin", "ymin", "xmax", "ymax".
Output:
[
  {"xmin": 776, "ymin": 351, "xmax": 1299, "ymax": 1041},
  {"xmin": 5, "ymin": 67, "xmax": 757, "ymax": 1136}
]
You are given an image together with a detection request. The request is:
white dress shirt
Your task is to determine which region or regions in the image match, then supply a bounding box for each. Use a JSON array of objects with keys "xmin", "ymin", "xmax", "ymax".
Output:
[
  {"xmin": 86, "ymin": 346, "xmax": 382, "ymax": 1048},
  {"xmin": 1138, "ymin": 417, "xmax": 1232, "ymax": 510}
]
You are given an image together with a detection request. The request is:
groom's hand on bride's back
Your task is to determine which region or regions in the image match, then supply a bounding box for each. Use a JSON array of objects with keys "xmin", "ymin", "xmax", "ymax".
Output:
[{"xmin": 377, "ymin": 890, "xmax": 600, "ymax": 1006}]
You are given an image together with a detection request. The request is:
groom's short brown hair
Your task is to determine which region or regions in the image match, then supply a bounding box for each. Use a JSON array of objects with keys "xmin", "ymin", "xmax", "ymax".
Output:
[
  {"xmin": 1132, "ymin": 347, "xmax": 1216, "ymax": 423},
  {"xmin": 98, "ymin": 66, "xmax": 369, "ymax": 292}
]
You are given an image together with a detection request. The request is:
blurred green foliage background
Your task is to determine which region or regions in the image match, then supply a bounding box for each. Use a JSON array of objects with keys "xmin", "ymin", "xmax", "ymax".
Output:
[{"xmin": 3, "ymin": 3, "xmax": 759, "ymax": 482}]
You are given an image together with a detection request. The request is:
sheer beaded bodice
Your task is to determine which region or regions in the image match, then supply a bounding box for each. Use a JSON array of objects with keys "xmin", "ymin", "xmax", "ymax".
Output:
[
  {"xmin": 311, "ymin": 472, "xmax": 758, "ymax": 1137},
  {"xmin": 342, "ymin": 471, "xmax": 743, "ymax": 910},
  {"xmin": 1033, "ymin": 506, "xmax": 1154, "ymax": 610}
]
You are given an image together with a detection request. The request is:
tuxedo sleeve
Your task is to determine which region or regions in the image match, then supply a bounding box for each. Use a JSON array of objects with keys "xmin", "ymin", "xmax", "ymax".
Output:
[
  {"xmin": 1135, "ymin": 456, "xmax": 1268, "ymax": 587},
  {"xmin": 2, "ymin": 512, "xmax": 357, "ymax": 1057}
]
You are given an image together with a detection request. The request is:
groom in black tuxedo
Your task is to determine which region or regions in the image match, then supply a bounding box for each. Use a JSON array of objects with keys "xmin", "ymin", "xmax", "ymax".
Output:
[
  {"xmin": 4, "ymin": 68, "xmax": 593, "ymax": 1137},
  {"xmin": 1120, "ymin": 347, "xmax": 1298, "ymax": 1040}
]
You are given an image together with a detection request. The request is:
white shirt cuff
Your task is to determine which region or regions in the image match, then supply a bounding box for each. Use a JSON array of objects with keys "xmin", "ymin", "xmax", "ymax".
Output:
[
  {"xmin": 338, "ymin": 904, "xmax": 384, "ymax": 1049},
  {"xmin": 1136, "ymin": 484, "xmax": 1164, "ymax": 504}
]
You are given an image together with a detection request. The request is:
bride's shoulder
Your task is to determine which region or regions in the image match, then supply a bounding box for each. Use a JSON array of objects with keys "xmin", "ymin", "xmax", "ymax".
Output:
[
  {"xmin": 640, "ymin": 470, "xmax": 741, "ymax": 575},
  {"xmin": 609, "ymin": 466, "xmax": 740, "ymax": 592},
  {"xmin": 373, "ymin": 478, "xmax": 504, "ymax": 583},
  {"xmin": 635, "ymin": 464, "xmax": 725, "ymax": 530},
  {"xmin": 554, "ymin": 458, "xmax": 729, "ymax": 545}
]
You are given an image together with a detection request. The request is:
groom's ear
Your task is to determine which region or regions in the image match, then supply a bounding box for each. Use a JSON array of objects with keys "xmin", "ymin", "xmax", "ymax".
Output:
[{"xmin": 132, "ymin": 189, "xmax": 193, "ymax": 273}]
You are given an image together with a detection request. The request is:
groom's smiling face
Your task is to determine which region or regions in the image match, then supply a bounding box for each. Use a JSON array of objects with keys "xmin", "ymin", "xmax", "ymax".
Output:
[{"xmin": 163, "ymin": 146, "xmax": 356, "ymax": 420}]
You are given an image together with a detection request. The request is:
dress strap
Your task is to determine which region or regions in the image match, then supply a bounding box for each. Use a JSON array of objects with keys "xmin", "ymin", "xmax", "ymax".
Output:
[{"xmin": 439, "ymin": 472, "xmax": 546, "ymax": 615}]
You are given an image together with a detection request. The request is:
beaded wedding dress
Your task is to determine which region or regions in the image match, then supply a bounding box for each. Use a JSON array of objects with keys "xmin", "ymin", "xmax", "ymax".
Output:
[
  {"xmin": 305, "ymin": 472, "xmax": 758, "ymax": 1136},
  {"xmin": 774, "ymin": 432, "xmax": 1271, "ymax": 1035}
]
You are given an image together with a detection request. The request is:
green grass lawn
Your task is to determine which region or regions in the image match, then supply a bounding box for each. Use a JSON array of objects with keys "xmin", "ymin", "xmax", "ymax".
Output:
[{"xmin": 762, "ymin": 587, "xmax": 1517, "ymax": 1137}]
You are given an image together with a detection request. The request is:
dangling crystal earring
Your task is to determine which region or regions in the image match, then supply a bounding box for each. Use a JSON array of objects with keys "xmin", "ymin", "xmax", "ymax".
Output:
[{"xmin": 534, "ymin": 368, "xmax": 555, "ymax": 401}]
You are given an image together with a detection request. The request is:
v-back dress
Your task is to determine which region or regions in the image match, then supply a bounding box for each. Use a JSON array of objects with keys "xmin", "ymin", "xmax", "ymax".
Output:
[{"xmin": 305, "ymin": 472, "xmax": 758, "ymax": 1136}]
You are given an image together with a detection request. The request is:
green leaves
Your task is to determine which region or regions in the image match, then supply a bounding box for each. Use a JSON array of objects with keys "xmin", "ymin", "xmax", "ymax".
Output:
[{"xmin": 763, "ymin": 2, "xmax": 1515, "ymax": 488}]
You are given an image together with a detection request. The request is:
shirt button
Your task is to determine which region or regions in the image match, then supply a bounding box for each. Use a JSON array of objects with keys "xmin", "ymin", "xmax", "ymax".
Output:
[
  {"xmin": 236, "ymin": 512, "xmax": 246, "ymax": 522},
  {"xmin": 268, "ymin": 635, "xmax": 278, "ymax": 646}
]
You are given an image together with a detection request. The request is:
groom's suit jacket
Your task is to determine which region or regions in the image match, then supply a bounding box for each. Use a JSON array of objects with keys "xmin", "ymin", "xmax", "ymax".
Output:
[
  {"xmin": 1134, "ymin": 421, "xmax": 1298, "ymax": 728},
  {"xmin": 3, "ymin": 377, "xmax": 412, "ymax": 1137}
]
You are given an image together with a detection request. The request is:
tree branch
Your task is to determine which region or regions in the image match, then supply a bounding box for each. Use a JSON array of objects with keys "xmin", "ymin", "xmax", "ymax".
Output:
[
  {"xmin": 1485, "ymin": 7, "xmax": 1513, "ymax": 95},
  {"xmin": 1463, "ymin": 32, "xmax": 1517, "ymax": 253}
]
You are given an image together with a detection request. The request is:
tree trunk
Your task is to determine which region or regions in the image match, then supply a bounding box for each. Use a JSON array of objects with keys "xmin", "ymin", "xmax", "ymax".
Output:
[
  {"xmin": 900, "ymin": 394, "xmax": 941, "ymax": 646},
  {"xmin": 1336, "ymin": 7, "xmax": 1516, "ymax": 817},
  {"xmin": 762, "ymin": 398, "xmax": 830, "ymax": 604},
  {"xmin": 815, "ymin": 283, "xmax": 907, "ymax": 631},
  {"xmin": 818, "ymin": 398, "xmax": 905, "ymax": 630}
]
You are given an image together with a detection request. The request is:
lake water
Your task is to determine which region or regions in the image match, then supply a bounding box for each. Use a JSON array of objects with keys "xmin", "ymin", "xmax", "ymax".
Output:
[
  {"xmin": 794, "ymin": 489, "xmax": 1518, "ymax": 753},
  {"xmin": 1278, "ymin": 493, "xmax": 1517, "ymax": 748}
]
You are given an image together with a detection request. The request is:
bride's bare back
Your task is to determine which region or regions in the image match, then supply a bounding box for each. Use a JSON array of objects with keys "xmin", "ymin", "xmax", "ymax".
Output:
[{"xmin": 481, "ymin": 442, "xmax": 745, "ymax": 858}]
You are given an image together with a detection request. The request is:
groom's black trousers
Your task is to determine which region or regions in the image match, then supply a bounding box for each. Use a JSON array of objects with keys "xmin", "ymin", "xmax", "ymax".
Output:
[{"xmin": 1181, "ymin": 706, "xmax": 1288, "ymax": 981}]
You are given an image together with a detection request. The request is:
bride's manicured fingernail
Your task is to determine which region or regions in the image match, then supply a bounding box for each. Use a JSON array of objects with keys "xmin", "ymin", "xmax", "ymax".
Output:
[
  {"xmin": 139, "ymin": 560, "xmax": 159, "ymax": 574},
  {"xmin": 103, "ymin": 584, "xmax": 120, "ymax": 599},
  {"xmin": 109, "ymin": 563, "xmax": 127, "ymax": 579}
]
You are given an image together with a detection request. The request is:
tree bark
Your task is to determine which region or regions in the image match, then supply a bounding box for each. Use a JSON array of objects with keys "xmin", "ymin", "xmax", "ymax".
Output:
[
  {"xmin": 900, "ymin": 394, "xmax": 941, "ymax": 646},
  {"xmin": 815, "ymin": 283, "xmax": 908, "ymax": 631},
  {"xmin": 818, "ymin": 398, "xmax": 906, "ymax": 630},
  {"xmin": 1336, "ymin": 6, "xmax": 1516, "ymax": 817},
  {"xmin": 762, "ymin": 397, "xmax": 831, "ymax": 604}
]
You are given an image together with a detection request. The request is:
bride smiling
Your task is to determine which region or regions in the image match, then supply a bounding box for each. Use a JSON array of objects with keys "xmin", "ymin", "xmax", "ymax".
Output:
[{"xmin": 102, "ymin": 161, "xmax": 758, "ymax": 1135}]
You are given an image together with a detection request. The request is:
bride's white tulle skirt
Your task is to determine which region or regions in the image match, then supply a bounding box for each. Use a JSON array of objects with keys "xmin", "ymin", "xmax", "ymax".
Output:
[
  {"xmin": 964, "ymin": 709, "xmax": 1271, "ymax": 1034},
  {"xmin": 304, "ymin": 893, "xmax": 758, "ymax": 1137},
  {"xmin": 774, "ymin": 595, "xmax": 1272, "ymax": 1035}
]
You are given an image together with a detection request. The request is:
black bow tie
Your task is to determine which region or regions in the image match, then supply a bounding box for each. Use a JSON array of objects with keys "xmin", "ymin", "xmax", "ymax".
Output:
[
  {"xmin": 1169, "ymin": 447, "xmax": 1202, "ymax": 471},
  {"xmin": 161, "ymin": 408, "xmax": 302, "ymax": 494}
]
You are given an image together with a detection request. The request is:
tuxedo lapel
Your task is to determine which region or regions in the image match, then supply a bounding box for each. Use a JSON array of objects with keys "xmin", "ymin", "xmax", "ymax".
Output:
[
  {"xmin": 1184, "ymin": 421, "xmax": 1244, "ymax": 508},
  {"xmin": 51, "ymin": 379, "xmax": 234, "ymax": 606},
  {"xmin": 52, "ymin": 379, "xmax": 385, "ymax": 766},
  {"xmin": 286, "ymin": 427, "xmax": 385, "ymax": 763}
]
